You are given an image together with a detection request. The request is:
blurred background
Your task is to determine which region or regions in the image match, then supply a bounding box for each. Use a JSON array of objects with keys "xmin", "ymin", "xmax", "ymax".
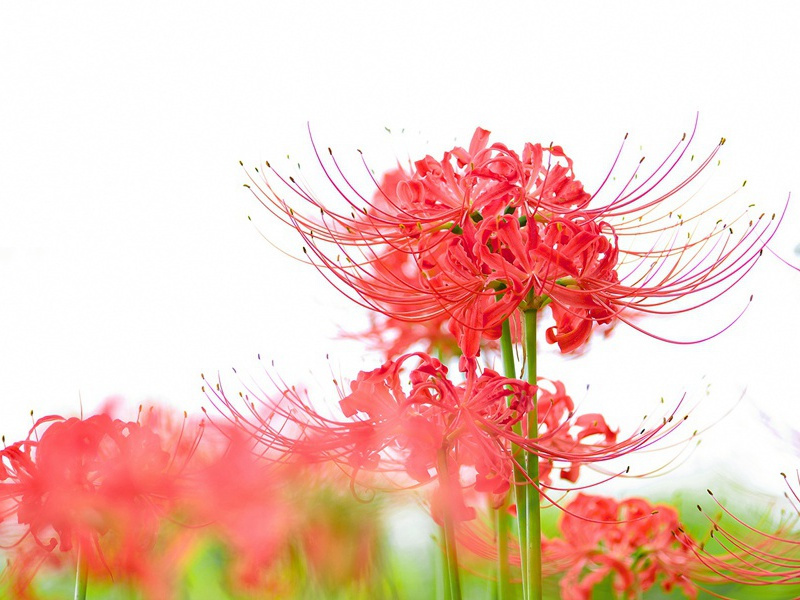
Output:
[{"xmin": 1, "ymin": 0, "xmax": 798, "ymax": 511}]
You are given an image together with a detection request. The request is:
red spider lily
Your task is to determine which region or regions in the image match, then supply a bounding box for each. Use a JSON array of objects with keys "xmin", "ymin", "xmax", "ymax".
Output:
[
  {"xmin": 207, "ymin": 352, "xmax": 535, "ymax": 524},
  {"xmin": 546, "ymin": 493, "xmax": 698, "ymax": 600},
  {"xmin": 455, "ymin": 492, "xmax": 704, "ymax": 597},
  {"xmin": 205, "ymin": 353, "xmax": 684, "ymax": 524},
  {"xmin": 244, "ymin": 123, "xmax": 783, "ymax": 359},
  {"xmin": 0, "ymin": 407, "xmax": 202, "ymax": 592}
]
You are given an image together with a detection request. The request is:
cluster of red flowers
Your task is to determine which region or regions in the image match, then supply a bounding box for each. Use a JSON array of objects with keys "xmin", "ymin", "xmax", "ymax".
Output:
[
  {"xmin": 207, "ymin": 354, "xmax": 685, "ymax": 529},
  {"xmin": 3, "ymin": 124, "xmax": 794, "ymax": 599},
  {"xmin": 0, "ymin": 407, "xmax": 385, "ymax": 598},
  {"xmin": 235, "ymin": 123, "xmax": 794, "ymax": 599},
  {"xmin": 248, "ymin": 124, "xmax": 779, "ymax": 363},
  {"xmin": 455, "ymin": 493, "xmax": 709, "ymax": 598},
  {"xmin": 0, "ymin": 409, "xmax": 193, "ymax": 596}
]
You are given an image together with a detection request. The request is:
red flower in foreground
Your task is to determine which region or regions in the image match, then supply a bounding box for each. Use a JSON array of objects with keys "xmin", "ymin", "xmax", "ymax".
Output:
[
  {"xmin": 245, "ymin": 123, "xmax": 782, "ymax": 360},
  {"xmin": 208, "ymin": 353, "xmax": 534, "ymax": 524},
  {"xmin": 206, "ymin": 354, "xmax": 682, "ymax": 524},
  {"xmin": 0, "ymin": 409, "xmax": 199, "ymax": 593}
]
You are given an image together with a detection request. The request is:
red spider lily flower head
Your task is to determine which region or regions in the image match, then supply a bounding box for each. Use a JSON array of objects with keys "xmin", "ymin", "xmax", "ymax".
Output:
[
  {"xmin": 0, "ymin": 407, "xmax": 201, "ymax": 589},
  {"xmin": 1, "ymin": 414, "xmax": 171, "ymax": 555},
  {"xmin": 244, "ymin": 129, "xmax": 594, "ymax": 361},
  {"xmin": 205, "ymin": 352, "xmax": 536, "ymax": 524},
  {"xmin": 245, "ymin": 122, "xmax": 784, "ymax": 361},
  {"xmin": 547, "ymin": 493, "xmax": 698, "ymax": 600},
  {"xmin": 207, "ymin": 356, "xmax": 683, "ymax": 527}
]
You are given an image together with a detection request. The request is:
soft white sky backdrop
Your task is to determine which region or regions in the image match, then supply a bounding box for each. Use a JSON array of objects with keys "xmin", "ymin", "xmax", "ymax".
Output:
[{"xmin": 1, "ymin": 1, "xmax": 799, "ymax": 500}]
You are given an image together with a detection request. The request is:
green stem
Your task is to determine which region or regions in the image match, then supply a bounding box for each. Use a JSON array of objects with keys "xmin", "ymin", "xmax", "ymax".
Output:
[
  {"xmin": 499, "ymin": 319, "xmax": 523, "ymax": 600},
  {"xmin": 438, "ymin": 526, "xmax": 451, "ymax": 600},
  {"xmin": 437, "ymin": 449, "xmax": 462, "ymax": 600},
  {"xmin": 495, "ymin": 498, "xmax": 511, "ymax": 600},
  {"xmin": 74, "ymin": 541, "xmax": 89, "ymax": 600},
  {"xmin": 523, "ymin": 309, "xmax": 542, "ymax": 600},
  {"xmin": 500, "ymin": 318, "xmax": 516, "ymax": 380}
]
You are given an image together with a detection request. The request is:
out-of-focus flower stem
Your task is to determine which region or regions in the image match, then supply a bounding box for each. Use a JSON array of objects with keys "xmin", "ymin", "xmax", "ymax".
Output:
[
  {"xmin": 524, "ymin": 308, "xmax": 543, "ymax": 600},
  {"xmin": 74, "ymin": 542, "xmax": 89, "ymax": 600},
  {"xmin": 439, "ymin": 529, "xmax": 452, "ymax": 600},
  {"xmin": 496, "ymin": 318, "xmax": 517, "ymax": 600},
  {"xmin": 437, "ymin": 448, "xmax": 463, "ymax": 600}
]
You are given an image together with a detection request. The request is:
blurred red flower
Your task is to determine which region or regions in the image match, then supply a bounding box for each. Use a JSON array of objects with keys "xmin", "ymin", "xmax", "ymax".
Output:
[
  {"xmin": 209, "ymin": 354, "xmax": 679, "ymax": 527},
  {"xmin": 0, "ymin": 408, "xmax": 200, "ymax": 595}
]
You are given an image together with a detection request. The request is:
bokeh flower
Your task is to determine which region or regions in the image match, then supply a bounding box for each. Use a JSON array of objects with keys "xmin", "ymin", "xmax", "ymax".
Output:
[{"xmin": 0, "ymin": 407, "xmax": 201, "ymax": 596}]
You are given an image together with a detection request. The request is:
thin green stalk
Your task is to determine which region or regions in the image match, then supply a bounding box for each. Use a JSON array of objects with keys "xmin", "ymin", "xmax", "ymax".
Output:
[
  {"xmin": 495, "ymin": 498, "xmax": 511, "ymax": 600},
  {"xmin": 74, "ymin": 542, "xmax": 89, "ymax": 600},
  {"xmin": 499, "ymin": 319, "xmax": 522, "ymax": 600},
  {"xmin": 437, "ymin": 449, "xmax": 462, "ymax": 600},
  {"xmin": 523, "ymin": 309, "xmax": 542, "ymax": 600},
  {"xmin": 438, "ymin": 525, "xmax": 451, "ymax": 600},
  {"xmin": 499, "ymin": 318, "xmax": 516, "ymax": 381}
]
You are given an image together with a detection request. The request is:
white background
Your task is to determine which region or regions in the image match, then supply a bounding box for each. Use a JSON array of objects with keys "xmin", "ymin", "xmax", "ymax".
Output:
[{"xmin": 1, "ymin": 1, "xmax": 799, "ymax": 503}]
